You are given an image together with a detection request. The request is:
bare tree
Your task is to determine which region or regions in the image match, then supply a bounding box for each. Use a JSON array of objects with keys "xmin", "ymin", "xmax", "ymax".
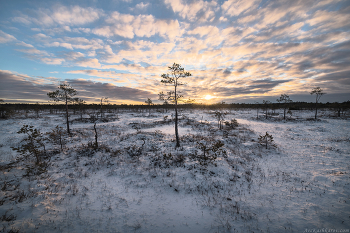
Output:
[
  {"xmin": 277, "ymin": 94, "xmax": 292, "ymax": 120},
  {"xmin": 100, "ymin": 97, "xmax": 108, "ymax": 118},
  {"xmin": 47, "ymin": 84, "xmax": 77, "ymax": 135},
  {"xmin": 159, "ymin": 63, "xmax": 192, "ymax": 148},
  {"xmin": 255, "ymin": 101, "xmax": 260, "ymax": 120},
  {"xmin": 75, "ymin": 98, "xmax": 86, "ymax": 121},
  {"xmin": 213, "ymin": 111, "xmax": 227, "ymax": 130},
  {"xmin": 262, "ymin": 100, "xmax": 271, "ymax": 119},
  {"xmin": 145, "ymin": 98, "xmax": 153, "ymax": 116},
  {"xmin": 93, "ymin": 122, "xmax": 98, "ymax": 149},
  {"xmin": 310, "ymin": 87, "xmax": 326, "ymax": 119}
]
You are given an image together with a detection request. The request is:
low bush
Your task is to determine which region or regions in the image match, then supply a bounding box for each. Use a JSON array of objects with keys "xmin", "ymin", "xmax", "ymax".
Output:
[
  {"xmin": 258, "ymin": 132, "xmax": 277, "ymax": 149},
  {"xmin": 195, "ymin": 140, "xmax": 226, "ymax": 166},
  {"xmin": 11, "ymin": 125, "xmax": 46, "ymax": 165}
]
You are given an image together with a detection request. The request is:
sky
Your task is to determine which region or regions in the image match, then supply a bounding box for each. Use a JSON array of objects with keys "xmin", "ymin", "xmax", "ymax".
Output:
[{"xmin": 0, "ymin": 0, "xmax": 350, "ymax": 104}]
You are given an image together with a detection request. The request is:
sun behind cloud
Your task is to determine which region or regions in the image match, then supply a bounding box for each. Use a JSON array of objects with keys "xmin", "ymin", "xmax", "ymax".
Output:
[{"xmin": 204, "ymin": 94, "xmax": 214, "ymax": 100}]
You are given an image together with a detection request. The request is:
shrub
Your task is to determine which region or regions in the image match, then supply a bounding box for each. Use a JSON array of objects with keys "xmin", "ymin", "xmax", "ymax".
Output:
[
  {"xmin": 195, "ymin": 140, "xmax": 226, "ymax": 166},
  {"xmin": 126, "ymin": 145, "xmax": 143, "ymax": 157},
  {"xmin": 258, "ymin": 132, "xmax": 276, "ymax": 149},
  {"xmin": 77, "ymin": 143, "xmax": 96, "ymax": 157},
  {"xmin": 150, "ymin": 152, "xmax": 185, "ymax": 168},
  {"xmin": 47, "ymin": 125, "xmax": 66, "ymax": 151},
  {"xmin": 11, "ymin": 125, "xmax": 46, "ymax": 165},
  {"xmin": 130, "ymin": 123, "xmax": 141, "ymax": 133},
  {"xmin": 213, "ymin": 111, "xmax": 227, "ymax": 130},
  {"xmin": 0, "ymin": 105, "xmax": 14, "ymax": 119},
  {"xmin": 224, "ymin": 119, "xmax": 238, "ymax": 129}
]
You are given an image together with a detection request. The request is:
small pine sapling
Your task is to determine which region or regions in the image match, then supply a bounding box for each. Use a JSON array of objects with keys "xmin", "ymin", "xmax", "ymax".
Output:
[
  {"xmin": 214, "ymin": 111, "xmax": 227, "ymax": 130},
  {"xmin": 196, "ymin": 141, "xmax": 212, "ymax": 160},
  {"xmin": 131, "ymin": 123, "xmax": 141, "ymax": 133},
  {"xmin": 258, "ymin": 132, "xmax": 276, "ymax": 149},
  {"xmin": 11, "ymin": 125, "xmax": 46, "ymax": 165},
  {"xmin": 163, "ymin": 115, "xmax": 168, "ymax": 122},
  {"xmin": 47, "ymin": 84, "xmax": 78, "ymax": 135},
  {"xmin": 196, "ymin": 140, "xmax": 226, "ymax": 166},
  {"xmin": 48, "ymin": 125, "xmax": 66, "ymax": 151},
  {"xmin": 224, "ymin": 119, "xmax": 238, "ymax": 129}
]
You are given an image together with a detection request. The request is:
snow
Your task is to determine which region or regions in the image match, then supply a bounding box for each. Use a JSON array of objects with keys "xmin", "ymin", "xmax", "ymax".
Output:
[{"xmin": 0, "ymin": 109, "xmax": 349, "ymax": 232}]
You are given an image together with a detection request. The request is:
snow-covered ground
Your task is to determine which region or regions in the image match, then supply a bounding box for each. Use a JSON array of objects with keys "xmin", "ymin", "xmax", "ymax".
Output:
[{"xmin": 0, "ymin": 109, "xmax": 349, "ymax": 232}]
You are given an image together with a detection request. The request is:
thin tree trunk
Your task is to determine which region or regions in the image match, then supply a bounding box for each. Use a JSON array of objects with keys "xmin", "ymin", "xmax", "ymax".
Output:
[
  {"xmin": 94, "ymin": 122, "xmax": 98, "ymax": 149},
  {"xmin": 65, "ymin": 98, "xmax": 70, "ymax": 135},
  {"xmin": 174, "ymin": 85, "xmax": 180, "ymax": 148},
  {"xmin": 100, "ymin": 99, "xmax": 103, "ymax": 118},
  {"xmin": 60, "ymin": 135, "xmax": 63, "ymax": 151},
  {"xmin": 175, "ymin": 103, "xmax": 180, "ymax": 147},
  {"xmin": 315, "ymin": 99, "xmax": 318, "ymax": 119}
]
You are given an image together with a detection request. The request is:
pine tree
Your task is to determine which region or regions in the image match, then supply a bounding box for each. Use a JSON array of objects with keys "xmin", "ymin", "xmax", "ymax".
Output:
[
  {"xmin": 277, "ymin": 94, "xmax": 292, "ymax": 120},
  {"xmin": 310, "ymin": 87, "xmax": 326, "ymax": 119},
  {"xmin": 47, "ymin": 84, "xmax": 78, "ymax": 135},
  {"xmin": 159, "ymin": 63, "xmax": 191, "ymax": 147},
  {"xmin": 258, "ymin": 132, "xmax": 276, "ymax": 149},
  {"xmin": 11, "ymin": 125, "xmax": 46, "ymax": 164}
]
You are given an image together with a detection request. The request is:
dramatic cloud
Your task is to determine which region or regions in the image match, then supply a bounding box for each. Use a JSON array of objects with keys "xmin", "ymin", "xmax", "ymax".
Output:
[
  {"xmin": 1, "ymin": 0, "xmax": 350, "ymax": 104},
  {"xmin": 0, "ymin": 70, "xmax": 57, "ymax": 102},
  {"xmin": 164, "ymin": 0, "xmax": 218, "ymax": 22},
  {"xmin": 0, "ymin": 70, "xmax": 156, "ymax": 103},
  {"xmin": 93, "ymin": 12, "xmax": 182, "ymax": 39},
  {"xmin": 67, "ymin": 79, "xmax": 157, "ymax": 102},
  {"xmin": 222, "ymin": 0, "xmax": 260, "ymax": 17},
  {"xmin": 67, "ymin": 69, "xmax": 137, "ymax": 84},
  {"xmin": 12, "ymin": 5, "xmax": 103, "ymax": 27}
]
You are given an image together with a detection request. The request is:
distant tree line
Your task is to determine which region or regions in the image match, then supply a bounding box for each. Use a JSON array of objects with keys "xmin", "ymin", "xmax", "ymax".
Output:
[{"xmin": 1, "ymin": 101, "xmax": 349, "ymax": 115}]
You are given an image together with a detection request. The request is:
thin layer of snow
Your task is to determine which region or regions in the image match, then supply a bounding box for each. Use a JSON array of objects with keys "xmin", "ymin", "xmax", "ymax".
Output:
[{"xmin": 0, "ymin": 109, "xmax": 349, "ymax": 232}]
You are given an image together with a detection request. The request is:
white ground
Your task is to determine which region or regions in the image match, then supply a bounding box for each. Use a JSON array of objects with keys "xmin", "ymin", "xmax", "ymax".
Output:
[{"xmin": 0, "ymin": 109, "xmax": 349, "ymax": 233}]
